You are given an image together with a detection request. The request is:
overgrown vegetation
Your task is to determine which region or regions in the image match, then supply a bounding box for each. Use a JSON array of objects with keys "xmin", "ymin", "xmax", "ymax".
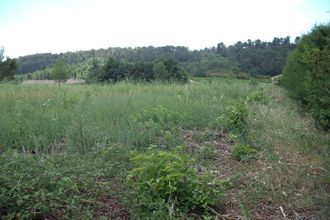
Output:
[
  {"xmin": 88, "ymin": 57, "xmax": 189, "ymax": 83},
  {"xmin": 282, "ymin": 23, "xmax": 330, "ymax": 130},
  {"xmin": 0, "ymin": 77, "xmax": 328, "ymax": 219},
  {"xmin": 0, "ymin": 25, "xmax": 329, "ymax": 219},
  {"xmin": 17, "ymin": 37, "xmax": 295, "ymax": 79},
  {"xmin": 127, "ymin": 148, "xmax": 223, "ymax": 218}
]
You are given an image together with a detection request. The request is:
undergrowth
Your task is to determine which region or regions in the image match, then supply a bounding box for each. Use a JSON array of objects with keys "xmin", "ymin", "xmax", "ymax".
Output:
[{"xmin": 0, "ymin": 78, "xmax": 328, "ymax": 219}]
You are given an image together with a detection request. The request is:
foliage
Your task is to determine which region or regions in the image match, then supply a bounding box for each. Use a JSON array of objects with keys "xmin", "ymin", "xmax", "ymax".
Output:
[
  {"xmin": 247, "ymin": 89, "xmax": 269, "ymax": 104},
  {"xmin": 282, "ymin": 23, "xmax": 330, "ymax": 130},
  {"xmin": 217, "ymin": 101, "xmax": 248, "ymax": 132},
  {"xmin": 126, "ymin": 149, "xmax": 223, "ymax": 216},
  {"xmin": 51, "ymin": 59, "xmax": 70, "ymax": 84},
  {"xmin": 128, "ymin": 62, "xmax": 154, "ymax": 81},
  {"xmin": 0, "ymin": 48, "xmax": 18, "ymax": 81},
  {"xmin": 282, "ymin": 47, "xmax": 307, "ymax": 99},
  {"xmin": 86, "ymin": 56, "xmax": 104, "ymax": 83},
  {"xmin": 0, "ymin": 78, "xmax": 329, "ymax": 218},
  {"xmin": 0, "ymin": 149, "xmax": 128, "ymax": 219},
  {"xmin": 232, "ymin": 144, "xmax": 257, "ymax": 161},
  {"xmin": 100, "ymin": 57, "xmax": 127, "ymax": 82},
  {"xmin": 163, "ymin": 59, "xmax": 189, "ymax": 83},
  {"xmin": 304, "ymin": 47, "xmax": 330, "ymax": 130},
  {"xmin": 153, "ymin": 61, "xmax": 169, "ymax": 81},
  {"xmin": 17, "ymin": 38, "xmax": 295, "ymax": 78}
]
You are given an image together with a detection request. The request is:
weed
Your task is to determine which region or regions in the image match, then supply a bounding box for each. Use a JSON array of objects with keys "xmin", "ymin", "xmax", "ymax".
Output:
[
  {"xmin": 126, "ymin": 148, "xmax": 223, "ymax": 217},
  {"xmin": 217, "ymin": 101, "xmax": 248, "ymax": 133},
  {"xmin": 232, "ymin": 143, "xmax": 257, "ymax": 161}
]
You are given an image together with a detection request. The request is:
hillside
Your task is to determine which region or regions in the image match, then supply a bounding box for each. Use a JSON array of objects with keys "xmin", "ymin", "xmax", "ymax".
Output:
[{"xmin": 16, "ymin": 37, "xmax": 295, "ymax": 78}]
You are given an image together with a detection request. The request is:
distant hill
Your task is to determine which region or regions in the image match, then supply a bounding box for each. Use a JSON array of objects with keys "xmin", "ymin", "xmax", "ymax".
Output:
[{"xmin": 17, "ymin": 37, "xmax": 296, "ymax": 77}]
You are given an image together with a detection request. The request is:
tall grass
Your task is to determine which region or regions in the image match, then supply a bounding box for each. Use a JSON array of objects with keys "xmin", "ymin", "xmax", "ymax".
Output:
[
  {"xmin": 0, "ymin": 79, "xmax": 256, "ymax": 153},
  {"xmin": 1, "ymin": 78, "xmax": 328, "ymax": 218}
]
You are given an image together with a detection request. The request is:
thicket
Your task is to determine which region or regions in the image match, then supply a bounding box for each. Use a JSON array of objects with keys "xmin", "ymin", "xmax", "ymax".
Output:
[
  {"xmin": 87, "ymin": 57, "xmax": 189, "ymax": 83},
  {"xmin": 282, "ymin": 24, "xmax": 330, "ymax": 130}
]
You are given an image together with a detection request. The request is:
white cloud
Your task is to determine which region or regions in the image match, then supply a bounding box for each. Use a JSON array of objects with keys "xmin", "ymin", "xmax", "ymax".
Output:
[{"xmin": 0, "ymin": 0, "xmax": 328, "ymax": 57}]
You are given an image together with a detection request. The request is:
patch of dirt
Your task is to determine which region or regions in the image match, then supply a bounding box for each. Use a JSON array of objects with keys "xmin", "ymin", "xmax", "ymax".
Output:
[
  {"xmin": 94, "ymin": 178, "xmax": 129, "ymax": 219},
  {"xmin": 179, "ymin": 128, "xmax": 321, "ymax": 219}
]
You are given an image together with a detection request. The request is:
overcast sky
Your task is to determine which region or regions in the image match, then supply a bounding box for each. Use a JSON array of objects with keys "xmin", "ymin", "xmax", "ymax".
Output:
[{"xmin": 0, "ymin": 0, "xmax": 329, "ymax": 58}]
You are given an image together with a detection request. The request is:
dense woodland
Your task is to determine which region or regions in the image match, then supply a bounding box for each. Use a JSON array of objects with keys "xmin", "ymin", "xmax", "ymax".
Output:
[{"xmin": 17, "ymin": 37, "xmax": 296, "ymax": 78}]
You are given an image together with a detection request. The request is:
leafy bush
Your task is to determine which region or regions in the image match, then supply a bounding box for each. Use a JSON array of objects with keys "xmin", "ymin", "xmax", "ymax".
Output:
[
  {"xmin": 247, "ymin": 89, "xmax": 269, "ymax": 104},
  {"xmin": 217, "ymin": 101, "xmax": 248, "ymax": 132},
  {"xmin": 304, "ymin": 48, "xmax": 330, "ymax": 130},
  {"xmin": 232, "ymin": 144, "xmax": 257, "ymax": 161},
  {"xmin": 126, "ymin": 149, "xmax": 223, "ymax": 217},
  {"xmin": 282, "ymin": 23, "xmax": 330, "ymax": 130},
  {"xmin": 153, "ymin": 59, "xmax": 189, "ymax": 83}
]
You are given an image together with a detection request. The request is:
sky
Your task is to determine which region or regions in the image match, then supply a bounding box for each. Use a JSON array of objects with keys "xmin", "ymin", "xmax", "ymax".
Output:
[{"xmin": 0, "ymin": 0, "xmax": 329, "ymax": 58}]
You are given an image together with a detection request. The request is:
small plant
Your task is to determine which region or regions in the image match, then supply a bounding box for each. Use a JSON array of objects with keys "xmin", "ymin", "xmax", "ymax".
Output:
[
  {"xmin": 227, "ymin": 133, "xmax": 238, "ymax": 143},
  {"xmin": 247, "ymin": 90, "xmax": 269, "ymax": 104},
  {"xmin": 217, "ymin": 101, "xmax": 248, "ymax": 132},
  {"xmin": 126, "ymin": 148, "xmax": 223, "ymax": 216},
  {"xmin": 232, "ymin": 144, "xmax": 257, "ymax": 161}
]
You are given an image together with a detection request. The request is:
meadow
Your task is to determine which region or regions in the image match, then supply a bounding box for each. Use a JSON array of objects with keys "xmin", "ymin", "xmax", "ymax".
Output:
[{"xmin": 0, "ymin": 78, "xmax": 329, "ymax": 219}]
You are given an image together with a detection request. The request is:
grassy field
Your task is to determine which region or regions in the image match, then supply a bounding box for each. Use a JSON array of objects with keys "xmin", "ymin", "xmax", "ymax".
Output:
[{"xmin": 0, "ymin": 78, "xmax": 329, "ymax": 219}]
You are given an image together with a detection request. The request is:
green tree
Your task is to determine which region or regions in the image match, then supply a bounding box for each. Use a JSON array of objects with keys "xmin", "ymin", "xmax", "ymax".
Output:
[
  {"xmin": 51, "ymin": 59, "xmax": 69, "ymax": 85},
  {"xmin": 152, "ymin": 61, "xmax": 169, "ymax": 81},
  {"xmin": 0, "ymin": 48, "xmax": 17, "ymax": 81},
  {"xmin": 101, "ymin": 57, "xmax": 127, "ymax": 82},
  {"xmin": 282, "ymin": 23, "xmax": 330, "ymax": 130}
]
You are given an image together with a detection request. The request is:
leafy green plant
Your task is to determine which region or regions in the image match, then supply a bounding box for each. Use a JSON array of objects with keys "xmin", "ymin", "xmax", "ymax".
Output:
[
  {"xmin": 282, "ymin": 23, "xmax": 330, "ymax": 130},
  {"xmin": 232, "ymin": 144, "xmax": 257, "ymax": 161},
  {"xmin": 217, "ymin": 101, "xmax": 248, "ymax": 132},
  {"xmin": 247, "ymin": 89, "xmax": 269, "ymax": 104},
  {"xmin": 126, "ymin": 149, "xmax": 223, "ymax": 216},
  {"xmin": 137, "ymin": 105, "xmax": 184, "ymax": 128}
]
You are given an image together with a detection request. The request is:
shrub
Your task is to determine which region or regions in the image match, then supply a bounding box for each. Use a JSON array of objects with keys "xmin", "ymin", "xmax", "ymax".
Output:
[
  {"xmin": 126, "ymin": 149, "xmax": 223, "ymax": 216},
  {"xmin": 304, "ymin": 48, "xmax": 330, "ymax": 130},
  {"xmin": 232, "ymin": 144, "xmax": 257, "ymax": 161},
  {"xmin": 282, "ymin": 23, "xmax": 330, "ymax": 130},
  {"xmin": 247, "ymin": 89, "xmax": 269, "ymax": 104},
  {"xmin": 217, "ymin": 101, "xmax": 248, "ymax": 132}
]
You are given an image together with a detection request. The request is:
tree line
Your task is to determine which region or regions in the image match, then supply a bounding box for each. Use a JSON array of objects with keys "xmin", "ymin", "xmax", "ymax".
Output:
[
  {"xmin": 87, "ymin": 57, "xmax": 188, "ymax": 83},
  {"xmin": 16, "ymin": 37, "xmax": 296, "ymax": 77}
]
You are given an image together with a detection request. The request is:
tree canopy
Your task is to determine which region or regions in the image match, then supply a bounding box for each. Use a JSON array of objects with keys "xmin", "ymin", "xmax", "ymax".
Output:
[{"xmin": 16, "ymin": 37, "xmax": 296, "ymax": 78}]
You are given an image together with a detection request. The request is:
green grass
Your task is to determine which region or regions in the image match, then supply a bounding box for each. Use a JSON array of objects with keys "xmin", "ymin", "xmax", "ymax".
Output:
[
  {"xmin": 0, "ymin": 79, "xmax": 255, "ymax": 153},
  {"xmin": 0, "ymin": 78, "xmax": 329, "ymax": 219}
]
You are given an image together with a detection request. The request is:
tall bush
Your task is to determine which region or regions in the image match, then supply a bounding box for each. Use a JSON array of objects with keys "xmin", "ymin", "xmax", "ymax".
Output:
[{"xmin": 282, "ymin": 23, "xmax": 330, "ymax": 130}]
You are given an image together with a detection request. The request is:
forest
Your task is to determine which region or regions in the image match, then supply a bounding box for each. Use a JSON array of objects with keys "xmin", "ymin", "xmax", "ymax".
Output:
[
  {"xmin": 0, "ymin": 24, "xmax": 329, "ymax": 219},
  {"xmin": 16, "ymin": 37, "xmax": 296, "ymax": 78}
]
